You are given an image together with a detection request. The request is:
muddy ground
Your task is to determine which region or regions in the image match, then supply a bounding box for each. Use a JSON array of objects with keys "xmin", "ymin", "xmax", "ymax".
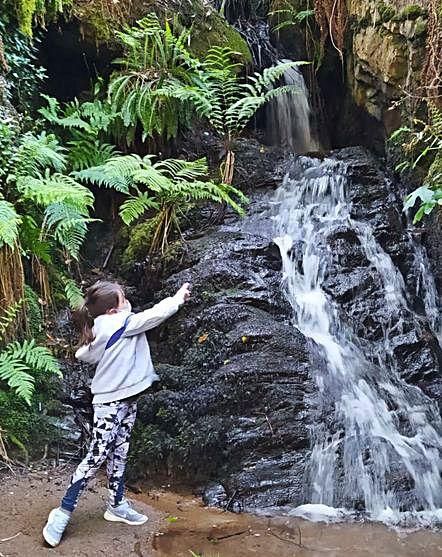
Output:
[{"xmin": 0, "ymin": 467, "xmax": 441, "ymax": 557}]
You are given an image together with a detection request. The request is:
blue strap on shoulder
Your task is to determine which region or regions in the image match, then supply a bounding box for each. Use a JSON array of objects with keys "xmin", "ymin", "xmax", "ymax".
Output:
[{"xmin": 105, "ymin": 315, "xmax": 131, "ymax": 350}]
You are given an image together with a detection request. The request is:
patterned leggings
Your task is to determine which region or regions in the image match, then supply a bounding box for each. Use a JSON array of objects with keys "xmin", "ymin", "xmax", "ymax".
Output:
[{"xmin": 61, "ymin": 398, "xmax": 137, "ymax": 513}]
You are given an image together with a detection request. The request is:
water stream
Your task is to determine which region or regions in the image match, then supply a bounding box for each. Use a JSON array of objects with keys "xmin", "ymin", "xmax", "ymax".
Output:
[
  {"xmin": 267, "ymin": 61, "xmax": 318, "ymax": 153},
  {"xmin": 272, "ymin": 155, "xmax": 442, "ymax": 526}
]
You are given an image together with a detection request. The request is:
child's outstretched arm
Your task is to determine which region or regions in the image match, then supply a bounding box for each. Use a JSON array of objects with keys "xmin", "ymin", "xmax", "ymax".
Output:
[{"xmin": 123, "ymin": 283, "xmax": 191, "ymax": 336}]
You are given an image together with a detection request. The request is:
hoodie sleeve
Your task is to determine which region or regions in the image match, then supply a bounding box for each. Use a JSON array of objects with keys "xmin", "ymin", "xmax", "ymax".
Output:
[
  {"xmin": 75, "ymin": 342, "xmax": 102, "ymax": 364},
  {"xmin": 123, "ymin": 293, "xmax": 185, "ymax": 336}
]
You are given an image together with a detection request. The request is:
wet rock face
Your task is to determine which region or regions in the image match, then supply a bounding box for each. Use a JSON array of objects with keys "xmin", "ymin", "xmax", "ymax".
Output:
[
  {"xmin": 125, "ymin": 146, "xmax": 441, "ymax": 510},
  {"xmin": 130, "ymin": 186, "xmax": 315, "ymax": 510},
  {"xmin": 328, "ymin": 148, "xmax": 441, "ymax": 391}
]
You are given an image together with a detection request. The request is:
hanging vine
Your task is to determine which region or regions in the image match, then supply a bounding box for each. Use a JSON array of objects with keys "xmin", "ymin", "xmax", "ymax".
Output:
[{"xmin": 313, "ymin": 0, "xmax": 347, "ymax": 67}]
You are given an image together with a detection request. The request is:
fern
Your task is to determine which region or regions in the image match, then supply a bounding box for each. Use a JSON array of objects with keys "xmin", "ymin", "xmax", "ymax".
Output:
[
  {"xmin": 0, "ymin": 339, "xmax": 61, "ymax": 405},
  {"xmin": 120, "ymin": 193, "xmax": 159, "ymax": 225},
  {"xmin": 11, "ymin": 132, "xmax": 66, "ymax": 178},
  {"xmin": 0, "ymin": 199, "xmax": 21, "ymax": 248},
  {"xmin": 75, "ymin": 154, "xmax": 144, "ymax": 193},
  {"xmin": 17, "ymin": 172, "xmax": 94, "ymax": 211},
  {"xmin": 108, "ymin": 14, "xmax": 202, "ymax": 143},
  {"xmin": 78, "ymin": 153, "xmax": 247, "ymax": 251},
  {"xmin": 63, "ymin": 278, "xmax": 84, "ymax": 310},
  {"xmin": 0, "ymin": 300, "xmax": 24, "ymax": 343}
]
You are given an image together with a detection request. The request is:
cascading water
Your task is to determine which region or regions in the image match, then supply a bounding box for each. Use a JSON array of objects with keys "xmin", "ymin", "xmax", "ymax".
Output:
[
  {"xmin": 267, "ymin": 60, "xmax": 318, "ymax": 153},
  {"xmin": 273, "ymin": 155, "xmax": 442, "ymax": 526}
]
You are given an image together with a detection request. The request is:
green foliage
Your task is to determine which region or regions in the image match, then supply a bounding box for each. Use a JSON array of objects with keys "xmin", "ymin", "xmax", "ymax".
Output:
[
  {"xmin": 0, "ymin": 199, "xmax": 21, "ymax": 249},
  {"xmin": 76, "ymin": 154, "xmax": 247, "ymax": 253},
  {"xmin": 13, "ymin": 0, "xmax": 71, "ymax": 36},
  {"xmin": 0, "ymin": 15, "xmax": 47, "ymax": 112},
  {"xmin": 271, "ymin": 6, "xmax": 315, "ymax": 30},
  {"xmin": 404, "ymin": 184, "xmax": 442, "ymax": 223},
  {"xmin": 63, "ymin": 278, "xmax": 84, "ymax": 310},
  {"xmin": 108, "ymin": 14, "xmax": 202, "ymax": 144},
  {"xmin": 0, "ymin": 300, "xmax": 23, "ymax": 341},
  {"xmin": 161, "ymin": 46, "xmax": 307, "ymax": 146},
  {"xmin": 3, "ymin": 128, "xmax": 97, "ymax": 260},
  {"xmin": 24, "ymin": 284, "xmax": 44, "ymax": 337},
  {"xmin": 389, "ymin": 104, "xmax": 442, "ymax": 224},
  {"xmin": 39, "ymin": 94, "xmax": 119, "ymax": 170},
  {"xmin": 0, "ymin": 305, "xmax": 61, "ymax": 406}
]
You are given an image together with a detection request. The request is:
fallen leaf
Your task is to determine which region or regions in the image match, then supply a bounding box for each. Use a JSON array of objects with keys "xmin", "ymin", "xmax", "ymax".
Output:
[{"xmin": 198, "ymin": 332, "xmax": 209, "ymax": 343}]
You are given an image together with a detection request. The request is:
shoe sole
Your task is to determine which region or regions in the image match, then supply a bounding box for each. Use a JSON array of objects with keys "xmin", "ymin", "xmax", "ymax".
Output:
[
  {"xmin": 42, "ymin": 509, "xmax": 61, "ymax": 547},
  {"xmin": 103, "ymin": 510, "xmax": 148, "ymax": 525}
]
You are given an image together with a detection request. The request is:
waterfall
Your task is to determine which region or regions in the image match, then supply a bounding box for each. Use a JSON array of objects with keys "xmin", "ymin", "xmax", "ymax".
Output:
[
  {"xmin": 267, "ymin": 61, "xmax": 318, "ymax": 153},
  {"xmin": 273, "ymin": 155, "xmax": 442, "ymax": 526}
]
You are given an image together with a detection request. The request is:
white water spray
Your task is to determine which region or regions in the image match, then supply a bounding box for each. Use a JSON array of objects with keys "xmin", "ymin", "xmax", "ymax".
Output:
[{"xmin": 273, "ymin": 155, "xmax": 442, "ymax": 526}]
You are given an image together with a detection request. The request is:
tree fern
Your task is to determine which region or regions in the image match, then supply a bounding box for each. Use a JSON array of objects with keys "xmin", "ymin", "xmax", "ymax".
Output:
[{"xmin": 77, "ymin": 153, "xmax": 247, "ymax": 252}]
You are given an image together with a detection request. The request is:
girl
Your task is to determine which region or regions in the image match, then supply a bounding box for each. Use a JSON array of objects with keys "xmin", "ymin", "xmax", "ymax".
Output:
[{"xmin": 43, "ymin": 280, "xmax": 191, "ymax": 547}]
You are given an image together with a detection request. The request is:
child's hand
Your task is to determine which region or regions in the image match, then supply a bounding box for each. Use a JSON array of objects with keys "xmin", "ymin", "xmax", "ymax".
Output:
[{"xmin": 176, "ymin": 282, "xmax": 191, "ymax": 304}]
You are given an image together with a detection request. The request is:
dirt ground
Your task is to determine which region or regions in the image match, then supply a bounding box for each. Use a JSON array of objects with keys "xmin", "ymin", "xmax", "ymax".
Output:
[{"xmin": 0, "ymin": 467, "xmax": 441, "ymax": 557}]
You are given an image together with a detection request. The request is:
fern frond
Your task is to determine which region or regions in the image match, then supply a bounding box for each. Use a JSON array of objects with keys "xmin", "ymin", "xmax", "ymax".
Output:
[
  {"xmin": 63, "ymin": 278, "xmax": 84, "ymax": 310},
  {"xmin": 0, "ymin": 199, "xmax": 21, "ymax": 249},
  {"xmin": 119, "ymin": 193, "xmax": 159, "ymax": 225},
  {"xmin": 6, "ymin": 340, "xmax": 61, "ymax": 376},
  {"xmin": 17, "ymin": 172, "xmax": 94, "ymax": 211},
  {"xmin": 153, "ymin": 158, "xmax": 209, "ymax": 180},
  {"xmin": 75, "ymin": 155, "xmax": 143, "ymax": 193},
  {"xmin": 12, "ymin": 132, "xmax": 67, "ymax": 178},
  {"xmin": 0, "ymin": 352, "xmax": 34, "ymax": 404},
  {"xmin": 0, "ymin": 300, "xmax": 24, "ymax": 343}
]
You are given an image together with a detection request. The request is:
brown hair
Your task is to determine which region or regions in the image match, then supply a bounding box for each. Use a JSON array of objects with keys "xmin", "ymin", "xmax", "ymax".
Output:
[{"xmin": 73, "ymin": 281, "xmax": 124, "ymax": 346}]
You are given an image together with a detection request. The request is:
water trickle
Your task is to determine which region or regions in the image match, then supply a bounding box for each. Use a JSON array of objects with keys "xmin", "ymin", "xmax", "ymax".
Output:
[
  {"xmin": 267, "ymin": 61, "xmax": 318, "ymax": 154},
  {"xmin": 273, "ymin": 155, "xmax": 442, "ymax": 526}
]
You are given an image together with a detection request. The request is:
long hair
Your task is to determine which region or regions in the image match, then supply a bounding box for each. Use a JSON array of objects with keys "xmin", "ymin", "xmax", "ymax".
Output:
[{"xmin": 73, "ymin": 281, "xmax": 124, "ymax": 347}]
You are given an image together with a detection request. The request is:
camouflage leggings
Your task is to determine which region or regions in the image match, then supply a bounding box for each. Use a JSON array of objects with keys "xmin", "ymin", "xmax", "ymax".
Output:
[{"xmin": 61, "ymin": 398, "xmax": 137, "ymax": 512}]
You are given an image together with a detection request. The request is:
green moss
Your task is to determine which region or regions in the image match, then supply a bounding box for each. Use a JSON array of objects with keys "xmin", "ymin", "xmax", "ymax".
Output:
[
  {"xmin": 122, "ymin": 219, "xmax": 157, "ymax": 266},
  {"xmin": 0, "ymin": 390, "xmax": 59, "ymax": 459},
  {"xmin": 393, "ymin": 4, "xmax": 427, "ymax": 21},
  {"xmin": 188, "ymin": 8, "xmax": 252, "ymax": 64},
  {"xmin": 376, "ymin": 1, "xmax": 396, "ymax": 23},
  {"xmin": 413, "ymin": 18, "xmax": 427, "ymax": 37}
]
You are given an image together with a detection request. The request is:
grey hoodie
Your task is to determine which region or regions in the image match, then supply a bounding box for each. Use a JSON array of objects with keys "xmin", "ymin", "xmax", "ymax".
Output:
[{"xmin": 75, "ymin": 293, "xmax": 185, "ymax": 404}]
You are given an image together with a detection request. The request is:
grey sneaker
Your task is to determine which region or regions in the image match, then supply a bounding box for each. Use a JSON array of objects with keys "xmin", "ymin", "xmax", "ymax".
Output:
[
  {"xmin": 43, "ymin": 507, "xmax": 71, "ymax": 547},
  {"xmin": 104, "ymin": 500, "xmax": 148, "ymax": 525}
]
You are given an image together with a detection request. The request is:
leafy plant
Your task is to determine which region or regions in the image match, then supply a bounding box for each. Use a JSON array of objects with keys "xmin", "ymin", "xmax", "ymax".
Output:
[
  {"xmin": 0, "ymin": 301, "xmax": 61, "ymax": 405},
  {"xmin": 390, "ymin": 103, "xmax": 442, "ymax": 223},
  {"xmin": 0, "ymin": 15, "xmax": 47, "ymax": 111},
  {"xmin": 63, "ymin": 278, "xmax": 84, "ymax": 310},
  {"xmin": 108, "ymin": 14, "xmax": 201, "ymax": 144},
  {"xmin": 76, "ymin": 154, "xmax": 247, "ymax": 253},
  {"xmin": 39, "ymin": 93, "xmax": 119, "ymax": 170},
  {"xmin": 161, "ymin": 47, "xmax": 305, "ymax": 186},
  {"xmin": 0, "ymin": 122, "xmax": 98, "ymax": 324}
]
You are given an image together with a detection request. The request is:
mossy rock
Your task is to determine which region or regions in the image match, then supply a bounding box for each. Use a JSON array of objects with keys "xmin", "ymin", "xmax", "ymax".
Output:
[
  {"xmin": 71, "ymin": 0, "xmax": 251, "ymax": 64},
  {"xmin": 392, "ymin": 4, "xmax": 427, "ymax": 22},
  {"xmin": 122, "ymin": 219, "xmax": 157, "ymax": 267},
  {"xmin": 186, "ymin": 7, "xmax": 252, "ymax": 63},
  {"xmin": 376, "ymin": 1, "xmax": 396, "ymax": 23}
]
